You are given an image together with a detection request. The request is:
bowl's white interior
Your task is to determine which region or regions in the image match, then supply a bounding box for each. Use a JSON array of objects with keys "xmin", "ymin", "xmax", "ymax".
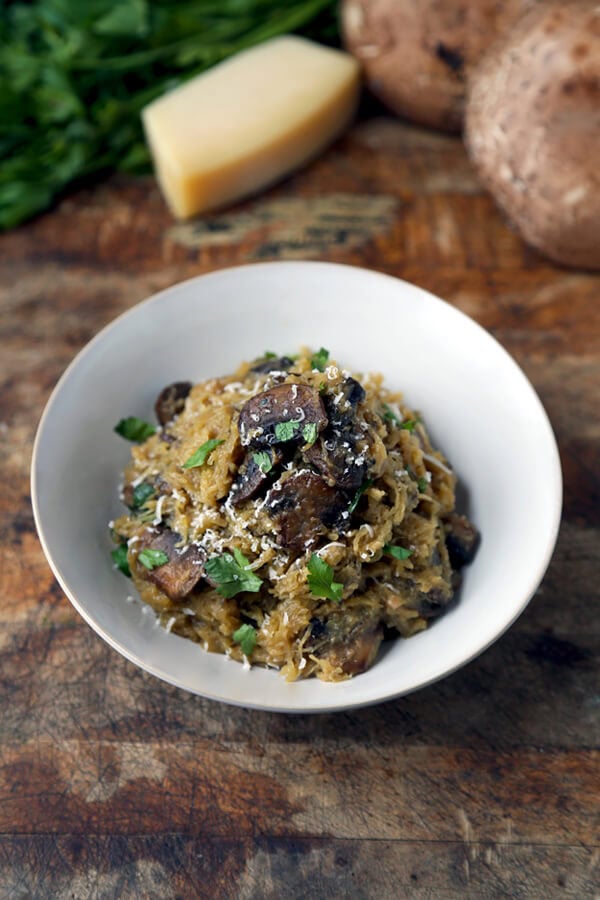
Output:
[{"xmin": 32, "ymin": 262, "xmax": 561, "ymax": 711}]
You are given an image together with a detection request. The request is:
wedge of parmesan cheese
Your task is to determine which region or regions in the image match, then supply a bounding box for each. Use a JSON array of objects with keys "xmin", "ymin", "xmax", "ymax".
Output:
[{"xmin": 142, "ymin": 36, "xmax": 361, "ymax": 219}]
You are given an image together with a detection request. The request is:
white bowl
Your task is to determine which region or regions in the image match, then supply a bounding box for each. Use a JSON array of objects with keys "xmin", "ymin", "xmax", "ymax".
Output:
[{"xmin": 31, "ymin": 262, "xmax": 561, "ymax": 712}]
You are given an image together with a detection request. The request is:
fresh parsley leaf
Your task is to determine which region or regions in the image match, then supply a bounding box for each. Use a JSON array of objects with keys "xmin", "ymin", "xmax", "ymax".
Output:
[
  {"xmin": 381, "ymin": 404, "xmax": 401, "ymax": 426},
  {"xmin": 417, "ymin": 477, "xmax": 428, "ymax": 493},
  {"xmin": 111, "ymin": 544, "xmax": 131, "ymax": 577},
  {"xmin": 138, "ymin": 548, "xmax": 169, "ymax": 570},
  {"xmin": 183, "ymin": 438, "xmax": 224, "ymax": 469},
  {"xmin": 311, "ymin": 347, "xmax": 330, "ymax": 372},
  {"xmin": 382, "ymin": 406, "xmax": 420, "ymax": 431},
  {"xmin": 307, "ymin": 553, "xmax": 343, "ymax": 603},
  {"xmin": 252, "ymin": 451, "xmax": 272, "ymax": 474},
  {"xmin": 205, "ymin": 547, "xmax": 263, "ymax": 598},
  {"xmin": 400, "ymin": 419, "xmax": 419, "ymax": 432},
  {"xmin": 129, "ymin": 482, "xmax": 155, "ymax": 510},
  {"xmin": 348, "ymin": 478, "xmax": 373, "ymax": 514},
  {"xmin": 232, "ymin": 623, "xmax": 257, "ymax": 656},
  {"xmin": 302, "ymin": 422, "xmax": 318, "ymax": 445},
  {"xmin": 263, "ymin": 351, "xmax": 277, "ymax": 360},
  {"xmin": 114, "ymin": 417, "xmax": 156, "ymax": 442},
  {"xmin": 384, "ymin": 544, "xmax": 413, "ymax": 561},
  {"xmin": 274, "ymin": 419, "xmax": 301, "ymax": 441}
]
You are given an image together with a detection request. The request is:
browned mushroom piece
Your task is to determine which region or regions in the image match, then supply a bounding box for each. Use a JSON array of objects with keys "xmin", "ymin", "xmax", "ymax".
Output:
[
  {"xmin": 238, "ymin": 382, "xmax": 327, "ymax": 447},
  {"xmin": 413, "ymin": 584, "xmax": 453, "ymax": 619},
  {"xmin": 121, "ymin": 481, "xmax": 140, "ymax": 509},
  {"xmin": 266, "ymin": 471, "xmax": 349, "ymax": 554},
  {"xmin": 444, "ymin": 513, "xmax": 480, "ymax": 568},
  {"xmin": 136, "ymin": 528, "xmax": 206, "ymax": 601},
  {"xmin": 321, "ymin": 624, "xmax": 384, "ymax": 676},
  {"xmin": 250, "ymin": 355, "xmax": 294, "ymax": 374},
  {"xmin": 228, "ymin": 447, "xmax": 283, "ymax": 506},
  {"xmin": 306, "ymin": 612, "xmax": 384, "ymax": 675},
  {"xmin": 155, "ymin": 381, "xmax": 192, "ymax": 426},
  {"xmin": 305, "ymin": 377, "xmax": 369, "ymax": 490}
]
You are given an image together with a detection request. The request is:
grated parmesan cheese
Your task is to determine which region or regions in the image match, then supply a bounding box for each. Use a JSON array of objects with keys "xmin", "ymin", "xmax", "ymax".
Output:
[
  {"xmin": 152, "ymin": 493, "xmax": 167, "ymax": 526},
  {"xmin": 422, "ymin": 453, "xmax": 453, "ymax": 475}
]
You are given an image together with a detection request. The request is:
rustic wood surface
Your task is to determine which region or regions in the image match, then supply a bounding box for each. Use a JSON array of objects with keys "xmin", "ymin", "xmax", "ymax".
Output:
[{"xmin": 0, "ymin": 115, "xmax": 598, "ymax": 899}]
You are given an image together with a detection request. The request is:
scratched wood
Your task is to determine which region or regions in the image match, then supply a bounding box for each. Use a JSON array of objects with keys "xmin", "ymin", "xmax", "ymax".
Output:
[{"xmin": 0, "ymin": 116, "xmax": 598, "ymax": 899}]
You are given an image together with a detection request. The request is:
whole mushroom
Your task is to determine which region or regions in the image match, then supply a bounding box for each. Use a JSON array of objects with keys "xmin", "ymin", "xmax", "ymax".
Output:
[
  {"xmin": 465, "ymin": 1, "xmax": 600, "ymax": 269},
  {"xmin": 341, "ymin": 0, "xmax": 532, "ymax": 131}
]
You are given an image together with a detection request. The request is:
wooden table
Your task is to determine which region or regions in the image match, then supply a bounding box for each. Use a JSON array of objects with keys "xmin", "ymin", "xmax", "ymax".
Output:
[{"xmin": 1, "ymin": 116, "xmax": 598, "ymax": 899}]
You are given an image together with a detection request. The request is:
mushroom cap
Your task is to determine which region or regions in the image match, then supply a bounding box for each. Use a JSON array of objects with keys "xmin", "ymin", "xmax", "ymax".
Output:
[
  {"xmin": 465, "ymin": 1, "xmax": 600, "ymax": 269},
  {"xmin": 341, "ymin": 0, "xmax": 531, "ymax": 131}
]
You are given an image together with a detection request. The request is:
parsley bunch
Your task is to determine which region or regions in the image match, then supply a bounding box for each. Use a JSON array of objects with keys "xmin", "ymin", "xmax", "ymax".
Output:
[{"xmin": 0, "ymin": 0, "xmax": 338, "ymax": 229}]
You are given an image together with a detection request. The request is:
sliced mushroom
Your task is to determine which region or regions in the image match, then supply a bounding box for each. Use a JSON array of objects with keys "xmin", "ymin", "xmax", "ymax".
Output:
[
  {"xmin": 305, "ymin": 611, "xmax": 383, "ymax": 676},
  {"xmin": 308, "ymin": 616, "xmax": 328, "ymax": 641},
  {"xmin": 250, "ymin": 355, "xmax": 294, "ymax": 374},
  {"xmin": 136, "ymin": 528, "xmax": 205, "ymax": 601},
  {"xmin": 229, "ymin": 447, "xmax": 282, "ymax": 506},
  {"xmin": 266, "ymin": 471, "xmax": 348, "ymax": 554},
  {"xmin": 238, "ymin": 383, "xmax": 327, "ymax": 447},
  {"xmin": 413, "ymin": 585, "xmax": 453, "ymax": 619},
  {"xmin": 337, "ymin": 377, "xmax": 366, "ymax": 408},
  {"xmin": 321, "ymin": 624, "xmax": 384, "ymax": 676},
  {"xmin": 155, "ymin": 381, "xmax": 192, "ymax": 427},
  {"xmin": 445, "ymin": 513, "xmax": 480, "ymax": 568},
  {"xmin": 305, "ymin": 377, "xmax": 369, "ymax": 490}
]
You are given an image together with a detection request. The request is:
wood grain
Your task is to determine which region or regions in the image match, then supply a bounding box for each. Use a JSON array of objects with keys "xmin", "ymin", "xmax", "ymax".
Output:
[
  {"xmin": 0, "ymin": 115, "xmax": 598, "ymax": 898},
  {"xmin": 0, "ymin": 838, "xmax": 598, "ymax": 899}
]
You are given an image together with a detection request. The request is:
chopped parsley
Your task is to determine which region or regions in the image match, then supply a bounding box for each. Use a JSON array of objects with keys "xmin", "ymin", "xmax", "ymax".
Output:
[
  {"xmin": 381, "ymin": 403, "xmax": 401, "ymax": 426},
  {"xmin": 311, "ymin": 347, "xmax": 329, "ymax": 372},
  {"xmin": 417, "ymin": 476, "xmax": 428, "ymax": 493},
  {"xmin": 274, "ymin": 419, "xmax": 301, "ymax": 441},
  {"xmin": 205, "ymin": 547, "xmax": 263, "ymax": 598},
  {"xmin": 128, "ymin": 482, "xmax": 155, "ymax": 510},
  {"xmin": 183, "ymin": 438, "xmax": 224, "ymax": 469},
  {"xmin": 263, "ymin": 351, "xmax": 277, "ymax": 359},
  {"xmin": 302, "ymin": 422, "xmax": 318, "ymax": 445},
  {"xmin": 348, "ymin": 478, "xmax": 373, "ymax": 514},
  {"xmin": 232, "ymin": 623, "xmax": 257, "ymax": 656},
  {"xmin": 138, "ymin": 548, "xmax": 169, "ymax": 570},
  {"xmin": 382, "ymin": 405, "xmax": 419, "ymax": 431},
  {"xmin": 252, "ymin": 450, "xmax": 272, "ymax": 474},
  {"xmin": 400, "ymin": 419, "xmax": 419, "ymax": 432},
  {"xmin": 114, "ymin": 417, "xmax": 156, "ymax": 443},
  {"xmin": 307, "ymin": 553, "xmax": 343, "ymax": 603},
  {"xmin": 384, "ymin": 544, "xmax": 413, "ymax": 561},
  {"xmin": 111, "ymin": 544, "xmax": 131, "ymax": 577}
]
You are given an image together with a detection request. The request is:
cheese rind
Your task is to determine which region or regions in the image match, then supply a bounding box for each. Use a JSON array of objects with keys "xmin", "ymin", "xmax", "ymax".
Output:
[{"xmin": 142, "ymin": 36, "xmax": 361, "ymax": 219}]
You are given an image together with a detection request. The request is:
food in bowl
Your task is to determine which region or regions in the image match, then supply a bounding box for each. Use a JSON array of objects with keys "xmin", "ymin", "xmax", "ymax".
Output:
[{"xmin": 110, "ymin": 348, "xmax": 479, "ymax": 681}]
